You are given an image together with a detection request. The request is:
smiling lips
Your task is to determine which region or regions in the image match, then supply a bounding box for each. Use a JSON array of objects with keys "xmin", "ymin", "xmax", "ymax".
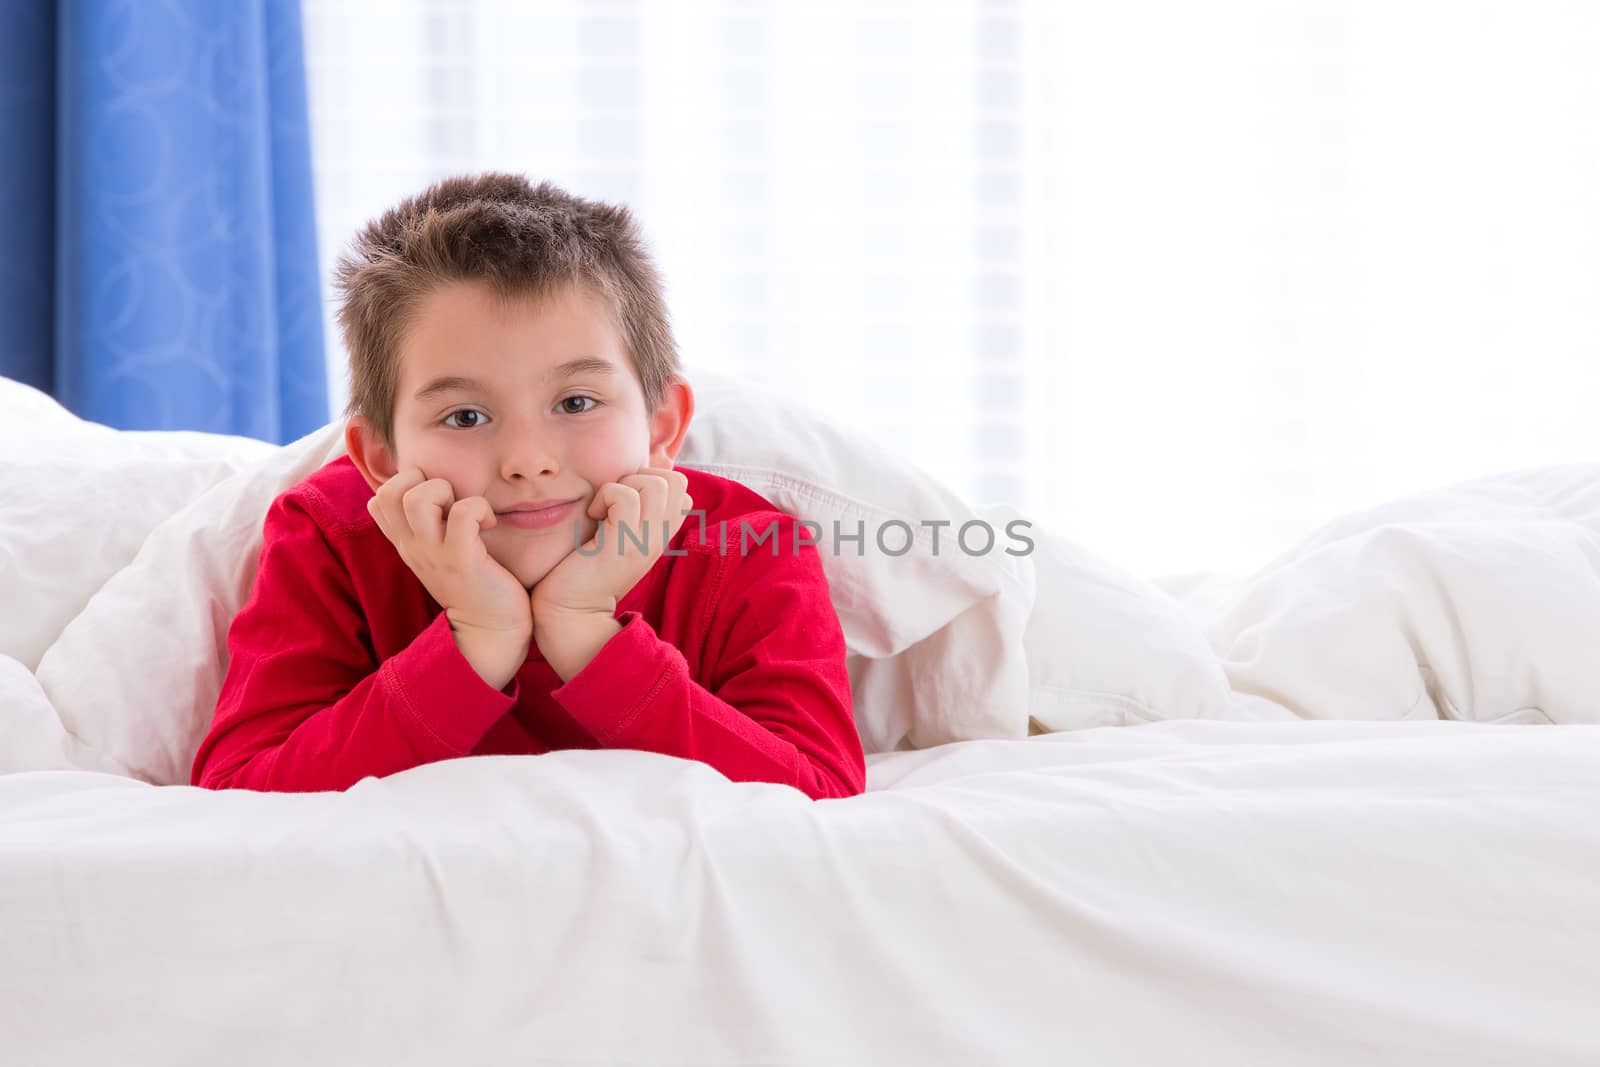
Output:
[{"xmin": 494, "ymin": 499, "xmax": 578, "ymax": 530}]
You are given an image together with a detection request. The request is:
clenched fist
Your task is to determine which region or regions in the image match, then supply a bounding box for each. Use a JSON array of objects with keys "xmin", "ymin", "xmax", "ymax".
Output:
[{"xmin": 365, "ymin": 467, "xmax": 534, "ymax": 641}]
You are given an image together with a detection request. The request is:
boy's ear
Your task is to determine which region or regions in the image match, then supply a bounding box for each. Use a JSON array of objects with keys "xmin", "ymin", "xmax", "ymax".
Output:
[
  {"xmin": 344, "ymin": 417, "xmax": 399, "ymax": 493},
  {"xmin": 648, "ymin": 378, "xmax": 695, "ymax": 469}
]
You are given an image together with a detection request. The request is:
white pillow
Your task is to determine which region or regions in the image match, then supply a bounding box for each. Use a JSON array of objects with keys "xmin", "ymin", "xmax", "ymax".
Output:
[
  {"xmin": 0, "ymin": 376, "xmax": 275, "ymax": 671},
  {"xmin": 35, "ymin": 421, "xmax": 350, "ymax": 783},
  {"xmin": 1021, "ymin": 527, "xmax": 1233, "ymax": 733},
  {"xmin": 1195, "ymin": 463, "xmax": 1600, "ymax": 726}
]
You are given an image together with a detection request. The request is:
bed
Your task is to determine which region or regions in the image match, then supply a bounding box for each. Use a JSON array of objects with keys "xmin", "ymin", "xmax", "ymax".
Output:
[{"xmin": 3, "ymin": 369, "xmax": 1598, "ymax": 1065}]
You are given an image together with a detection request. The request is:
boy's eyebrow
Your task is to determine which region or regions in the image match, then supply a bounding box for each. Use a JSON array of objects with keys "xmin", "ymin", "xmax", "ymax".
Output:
[
  {"xmin": 412, "ymin": 358, "xmax": 617, "ymax": 403},
  {"xmin": 412, "ymin": 379, "xmax": 480, "ymax": 404},
  {"xmin": 547, "ymin": 356, "xmax": 614, "ymax": 382}
]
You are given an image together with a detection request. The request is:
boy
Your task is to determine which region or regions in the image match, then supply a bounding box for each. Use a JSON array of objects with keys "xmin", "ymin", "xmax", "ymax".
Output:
[{"xmin": 189, "ymin": 172, "xmax": 866, "ymax": 800}]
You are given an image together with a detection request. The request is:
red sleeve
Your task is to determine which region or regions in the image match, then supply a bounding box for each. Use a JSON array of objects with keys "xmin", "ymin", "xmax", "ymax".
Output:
[
  {"xmin": 548, "ymin": 522, "xmax": 866, "ymax": 800},
  {"xmin": 190, "ymin": 492, "xmax": 520, "ymax": 792}
]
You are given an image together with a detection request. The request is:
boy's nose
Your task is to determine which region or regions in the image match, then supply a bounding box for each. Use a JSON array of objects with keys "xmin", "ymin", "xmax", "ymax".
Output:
[
  {"xmin": 499, "ymin": 428, "xmax": 563, "ymax": 483},
  {"xmin": 502, "ymin": 449, "xmax": 559, "ymax": 481}
]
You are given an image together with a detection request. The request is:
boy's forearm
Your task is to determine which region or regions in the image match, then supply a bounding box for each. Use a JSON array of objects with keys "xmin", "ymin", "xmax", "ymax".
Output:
[
  {"xmin": 200, "ymin": 615, "xmax": 522, "ymax": 792},
  {"xmin": 450, "ymin": 623, "xmax": 532, "ymax": 692}
]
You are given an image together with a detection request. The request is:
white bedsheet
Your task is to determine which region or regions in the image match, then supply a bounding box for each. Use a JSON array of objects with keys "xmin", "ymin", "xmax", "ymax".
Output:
[{"xmin": 3, "ymin": 719, "xmax": 1598, "ymax": 1066}]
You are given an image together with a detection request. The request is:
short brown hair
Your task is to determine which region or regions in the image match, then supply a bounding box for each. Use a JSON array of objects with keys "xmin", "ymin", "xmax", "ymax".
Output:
[{"xmin": 333, "ymin": 172, "xmax": 680, "ymax": 452}]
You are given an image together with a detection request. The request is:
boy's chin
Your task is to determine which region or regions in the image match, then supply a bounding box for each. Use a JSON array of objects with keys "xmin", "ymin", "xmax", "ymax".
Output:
[{"xmin": 496, "ymin": 544, "xmax": 575, "ymax": 592}]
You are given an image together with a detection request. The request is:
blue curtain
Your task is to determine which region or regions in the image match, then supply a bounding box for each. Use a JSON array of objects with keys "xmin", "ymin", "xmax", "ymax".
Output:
[{"xmin": 0, "ymin": 0, "xmax": 328, "ymax": 444}]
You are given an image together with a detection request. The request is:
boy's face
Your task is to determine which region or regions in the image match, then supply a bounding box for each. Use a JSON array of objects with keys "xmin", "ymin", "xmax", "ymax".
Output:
[{"xmin": 347, "ymin": 279, "xmax": 691, "ymax": 591}]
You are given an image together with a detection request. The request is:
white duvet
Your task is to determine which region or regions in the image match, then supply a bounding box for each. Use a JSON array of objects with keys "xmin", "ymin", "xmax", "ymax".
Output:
[
  {"xmin": 4, "ymin": 723, "xmax": 1598, "ymax": 1066},
  {"xmin": 3, "ymin": 371, "xmax": 1599, "ymax": 1064}
]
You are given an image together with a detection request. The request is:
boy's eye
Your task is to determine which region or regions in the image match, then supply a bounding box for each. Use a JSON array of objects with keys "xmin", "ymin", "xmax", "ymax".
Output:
[
  {"xmin": 443, "ymin": 409, "xmax": 483, "ymax": 429},
  {"xmin": 560, "ymin": 396, "xmax": 599, "ymax": 414}
]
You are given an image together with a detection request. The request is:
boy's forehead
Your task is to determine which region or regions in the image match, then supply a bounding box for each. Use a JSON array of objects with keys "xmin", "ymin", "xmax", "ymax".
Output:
[{"xmin": 399, "ymin": 281, "xmax": 632, "ymax": 398}]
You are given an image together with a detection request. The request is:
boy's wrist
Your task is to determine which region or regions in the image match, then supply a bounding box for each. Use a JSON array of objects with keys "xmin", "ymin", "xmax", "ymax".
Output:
[
  {"xmin": 533, "ymin": 606, "xmax": 623, "ymax": 683},
  {"xmin": 450, "ymin": 622, "xmax": 532, "ymax": 692}
]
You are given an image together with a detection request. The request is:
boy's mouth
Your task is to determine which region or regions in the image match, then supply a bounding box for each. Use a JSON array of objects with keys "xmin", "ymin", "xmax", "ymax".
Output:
[{"xmin": 495, "ymin": 499, "xmax": 579, "ymax": 530}]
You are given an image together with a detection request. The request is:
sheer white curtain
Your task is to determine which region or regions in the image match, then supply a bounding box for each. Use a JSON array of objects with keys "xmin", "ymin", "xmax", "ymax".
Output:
[{"xmin": 302, "ymin": 0, "xmax": 1600, "ymax": 578}]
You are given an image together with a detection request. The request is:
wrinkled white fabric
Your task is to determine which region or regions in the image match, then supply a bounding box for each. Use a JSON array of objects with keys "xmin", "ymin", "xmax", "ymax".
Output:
[
  {"xmin": 1157, "ymin": 463, "xmax": 1600, "ymax": 726},
  {"xmin": 2, "ymin": 721, "xmax": 1598, "ymax": 1066},
  {"xmin": 0, "ymin": 382, "xmax": 274, "ymax": 673}
]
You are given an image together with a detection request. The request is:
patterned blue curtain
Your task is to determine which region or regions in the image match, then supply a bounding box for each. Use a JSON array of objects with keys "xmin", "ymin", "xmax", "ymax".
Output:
[{"xmin": 0, "ymin": 0, "xmax": 327, "ymax": 444}]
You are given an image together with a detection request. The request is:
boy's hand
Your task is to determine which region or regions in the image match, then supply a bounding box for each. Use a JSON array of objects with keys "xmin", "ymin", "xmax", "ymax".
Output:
[
  {"xmin": 366, "ymin": 467, "xmax": 534, "ymax": 641},
  {"xmin": 530, "ymin": 466, "xmax": 693, "ymax": 623}
]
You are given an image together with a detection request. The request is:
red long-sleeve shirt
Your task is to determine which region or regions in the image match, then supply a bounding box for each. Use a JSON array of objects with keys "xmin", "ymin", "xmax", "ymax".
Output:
[{"xmin": 190, "ymin": 456, "xmax": 865, "ymax": 799}]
